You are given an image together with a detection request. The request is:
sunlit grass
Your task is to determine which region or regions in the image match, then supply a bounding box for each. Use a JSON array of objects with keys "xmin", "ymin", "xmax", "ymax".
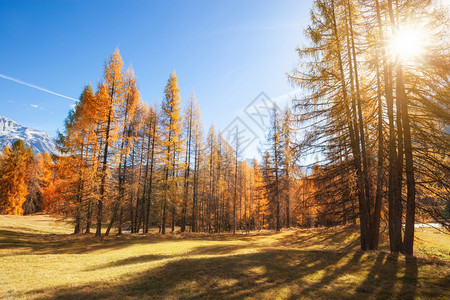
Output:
[
  {"xmin": 1, "ymin": 215, "xmax": 449, "ymax": 299},
  {"xmin": 415, "ymin": 226, "xmax": 450, "ymax": 259}
]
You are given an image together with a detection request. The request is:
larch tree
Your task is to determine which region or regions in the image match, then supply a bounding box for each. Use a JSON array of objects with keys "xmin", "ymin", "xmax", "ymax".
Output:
[
  {"xmin": 160, "ymin": 71, "xmax": 183, "ymax": 234},
  {"xmin": 232, "ymin": 126, "xmax": 240, "ymax": 234},
  {"xmin": 105, "ymin": 68, "xmax": 140, "ymax": 235},
  {"xmin": 281, "ymin": 105, "xmax": 294, "ymax": 228},
  {"xmin": 142, "ymin": 104, "xmax": 159, "ymax": 233},
  {"xmin": 0, "ymin": 140, "xmax": 32, "ymax": 215},
  {"xmin": 206, "ymin": 125, "xmax": 217, "ymax": 233},
  {"xmin": 60, "ymin": 84, "xmax": 100, "ymax": 233},
  {"xmin": 191, "ymin": 103, "xmax": 203, "ymax": 232},
  {"xmin": 95, "ymin": 49, "xmax": 124, "ymax": 237},
  {"xmin": 289, "ymin": 0, "xmax": 449, "ymax": 253},
  {"xmin": 265, "ymin": 106, "xmax": 283, "ymax": 231},
  {"xmin": 180, "ymin": 92, "xmax": 196, "ymax": 232}
]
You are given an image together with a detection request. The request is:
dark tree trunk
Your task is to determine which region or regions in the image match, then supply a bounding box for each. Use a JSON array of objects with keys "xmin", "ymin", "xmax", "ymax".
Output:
[
  {"xmin": 144, "ymin": 121, "xmax": 157, "ymax": 233},
  {"xmin": 372, "ymin": 0, "xmax": 386, "ymax": 250},
  {"xmin": 347, "ymin": 0, "xmax": 373, "ymax": 249},
  {"xmin": 96, "ymin": 102, "xmax": 113, "ymax": 237},
  {"xmin": 331, "ymin": 0, "xmax": 369, "ymax": 250},
  {"xmin": 397, "ymin": 63, "xmax": 416, "ymax": 255},
  {"xmin": 191, "ymin": 143, "xmax": 199, "ymax": 232},
  {"xmin": 181, "ymin": 112, "xmax": 192, "ymax": 232},
  {"xmin": 85, "ymin": 199, "xmax": 92, "ymax": 234}
]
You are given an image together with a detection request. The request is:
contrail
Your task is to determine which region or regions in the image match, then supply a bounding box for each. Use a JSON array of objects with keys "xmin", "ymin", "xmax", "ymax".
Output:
[{"xmin": 0, "ymin": 73, "xmax": 77, "ymax": 102}]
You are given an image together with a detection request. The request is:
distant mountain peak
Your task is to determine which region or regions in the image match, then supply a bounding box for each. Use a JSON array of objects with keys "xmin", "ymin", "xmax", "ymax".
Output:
[{"xmin": 0, "ymin": 116, "xmax": 56, "ymax": 154}]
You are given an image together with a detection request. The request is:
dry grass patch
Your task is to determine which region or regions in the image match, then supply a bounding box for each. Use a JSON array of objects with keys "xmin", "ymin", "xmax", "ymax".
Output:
[{"xmin": 1, "ymin": 215, "xmax": 449, "ymax": 299}]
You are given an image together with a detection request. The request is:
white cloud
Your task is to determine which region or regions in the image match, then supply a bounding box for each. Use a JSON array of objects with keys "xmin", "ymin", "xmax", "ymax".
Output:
[{"xmin": 30, "ymin": 104, "xmax": 39, "ymax": 108}]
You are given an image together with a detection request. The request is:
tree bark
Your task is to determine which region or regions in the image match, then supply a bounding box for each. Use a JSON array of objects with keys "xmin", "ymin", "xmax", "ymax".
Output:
[{"xmin": 396, "ymin": 63, "xmax": 416, "ymax": 255}]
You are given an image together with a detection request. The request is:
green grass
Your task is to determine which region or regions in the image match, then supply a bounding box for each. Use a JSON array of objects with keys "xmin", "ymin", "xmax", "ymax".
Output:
[{"xmin": 1, "ymin": 215, "xmax": 449, "ymax": 299}]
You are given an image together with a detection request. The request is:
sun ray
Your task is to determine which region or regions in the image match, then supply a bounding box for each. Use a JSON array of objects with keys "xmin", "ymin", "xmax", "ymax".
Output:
[{"xmin": 388, "ymin": 26, "xmax": 426, "ymax": 62}]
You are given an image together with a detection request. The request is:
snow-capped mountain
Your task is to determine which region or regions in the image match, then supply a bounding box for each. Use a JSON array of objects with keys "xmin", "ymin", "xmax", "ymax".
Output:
[{"xmin": 0, "ymin": 116, "xmax": 56, "ymax": 154}]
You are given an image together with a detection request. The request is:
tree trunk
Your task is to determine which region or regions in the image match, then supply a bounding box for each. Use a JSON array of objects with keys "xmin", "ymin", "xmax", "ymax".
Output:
[
  {"xmin": 144, "ymin": 121, "xmax": 157, "ymax": 233},
  {"xmin": 372, "ymin": 0, "xmax": 386, "ymax": 250},
  {"xmin": 331, "ymin": 0, "xmax": 369, "ymax": 250},
  {"xmin": 347, "ymin": 0, "xmax": 373, "ymax": 249},
  {"xmin": 385, "ymin": 0, "xmax": 405, "ymax": 253},
  {"xmin": 96, "ymin": 101, "xmax": 114, "ymax": 237},
  {"xmin": 397, "ymin": 63, "xmax": 416, "ymax": 255}
]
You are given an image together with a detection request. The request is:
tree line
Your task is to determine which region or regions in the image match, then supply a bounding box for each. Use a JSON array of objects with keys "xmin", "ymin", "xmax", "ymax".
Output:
[
  {"xmin": 1, "ymin": 0, "xmax": 448, "ymax": 256},
  {"xmin": 0, "ymin": 50, "xmax": 307, "ymax": 236}
]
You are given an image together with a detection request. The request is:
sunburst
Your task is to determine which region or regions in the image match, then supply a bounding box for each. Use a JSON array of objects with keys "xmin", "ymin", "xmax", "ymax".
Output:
[{"xmin": 389, "ymin": 26, "xmax": 426, "ymax": 62}]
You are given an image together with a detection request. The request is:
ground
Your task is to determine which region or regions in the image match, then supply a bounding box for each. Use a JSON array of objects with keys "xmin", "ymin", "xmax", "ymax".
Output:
[{"xmin": 0, "ymin": 215, "xmax": 449, "ymax": 299}]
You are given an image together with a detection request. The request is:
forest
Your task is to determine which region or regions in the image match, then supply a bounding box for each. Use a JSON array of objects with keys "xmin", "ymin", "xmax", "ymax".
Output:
[{"xmin": 1, "ymin": 0, "xmax": 449, "ymax": 260}]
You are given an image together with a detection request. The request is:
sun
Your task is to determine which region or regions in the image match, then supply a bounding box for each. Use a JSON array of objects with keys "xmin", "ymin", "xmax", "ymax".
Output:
[{"xmin": 389, "ymin": 26, "xmax": 426, "ymax": 62}]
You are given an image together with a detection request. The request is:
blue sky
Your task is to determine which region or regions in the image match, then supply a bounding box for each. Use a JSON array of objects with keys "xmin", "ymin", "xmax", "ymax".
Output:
[{"xmin": 0, "ymin": 0, "xmax": 313, "ymax": 158}]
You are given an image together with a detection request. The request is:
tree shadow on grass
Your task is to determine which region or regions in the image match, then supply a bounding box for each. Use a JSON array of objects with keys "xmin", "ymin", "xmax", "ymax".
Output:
[
  {"xmin": 290, "ymin": 247, "xmax": 364, "ymax": 298},
  {"xmin": 0, "ymin": 229, "xmax": 164, "ymax": 256},
  {"xmin": 85, "ymin": 254, "xmax": 172, "ymax": 271},
  {"xmin": 430, "ymin": 271, "xmax": 450, "ymax": 299},
  {"xmin": 186, "ymin": 244, "xmax": 255, "ymax": 256},
  {"xmin": 26, "ymin": 236, "xmax": 362, "ymax": 299},
  {"xmin": 354, "ymin": 253, "xmax": 423, "ymax": 299},
  {"xmin": 85, "ymin": 244, "xmax": 255, "ymax": 272},
  {"xmin": 162, "ymin": 230, "xmax": 281, "ymax": 242},
  {"xmin": 274, "ymin": 225, "xmax": 359, "ymax": 249},
  {"xmin": 7, "ymin": 227, "xmax": 446, "ymax": 299},
  {"xmin": 29, "ymin": 248, "xmax": 351, "ymax": 300},
  {"xmin": 399, "ymin": 256, "xmax": 418, "ymax": 300},
  {"xmin": 355, "ymin": 252, "xmax": 397, "ymax": 298},
  {"xmin": 0, "ymin": 228, "xmax": 283, "ymax": 257}
]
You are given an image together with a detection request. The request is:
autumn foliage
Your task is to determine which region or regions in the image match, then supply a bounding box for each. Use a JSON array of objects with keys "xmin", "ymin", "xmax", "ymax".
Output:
[
  {"xmin": 0, "ymin": 140, "xmax": 55, "ymax": 215},
  {"xmin": 1, "ymin": 2, "xmax": 448, "ymax": 259}
]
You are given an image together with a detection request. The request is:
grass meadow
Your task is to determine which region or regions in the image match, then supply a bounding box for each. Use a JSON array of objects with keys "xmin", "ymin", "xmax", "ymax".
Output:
[{"xmin": 0, "ymin": 215, "xmax": 449, "ymax": 299}]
